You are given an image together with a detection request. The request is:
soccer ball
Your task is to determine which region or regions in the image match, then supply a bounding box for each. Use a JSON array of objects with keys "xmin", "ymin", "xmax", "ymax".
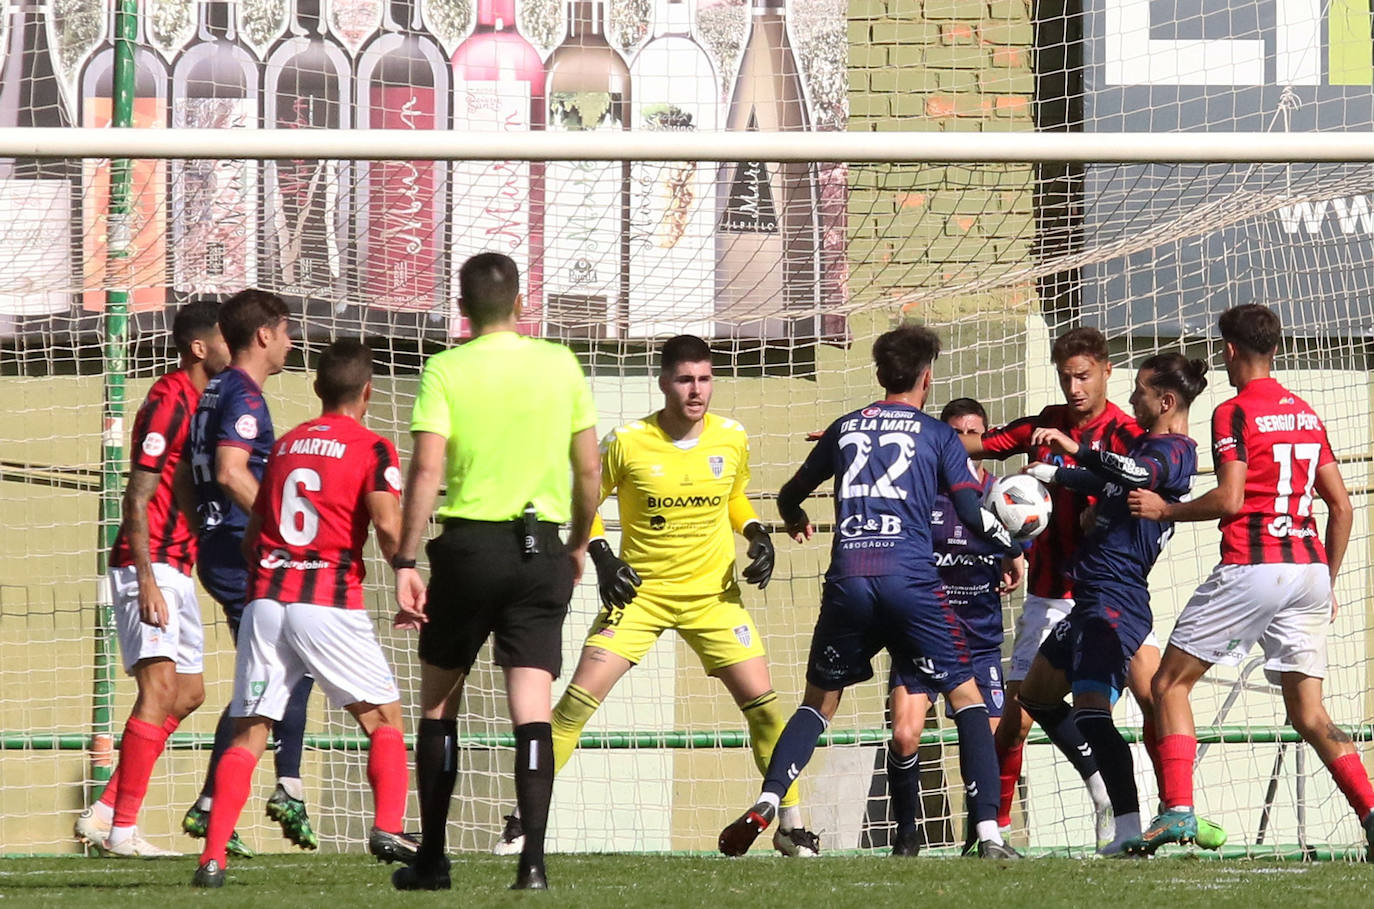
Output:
[{"xmin": 984, "ymin": 474, "xmax": 1052, "ymax": 541}]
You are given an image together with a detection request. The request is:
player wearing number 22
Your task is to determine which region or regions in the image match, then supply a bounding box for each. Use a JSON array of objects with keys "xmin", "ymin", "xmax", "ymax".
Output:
[
  {"xmin": 193, "ymin": 340, "xmax": 415, "ymax": 888},
  {"xmin": 1123, "ymin": 304, "xmax": 1374, "ymax": 858}
]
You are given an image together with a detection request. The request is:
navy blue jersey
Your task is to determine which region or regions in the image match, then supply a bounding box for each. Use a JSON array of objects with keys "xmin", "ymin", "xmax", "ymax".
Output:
[
  {"xmin": 1058, "ymin": 433, "xmax": 1197, "ymax": 613},
  {"xmin": 790, "ymin": 401, "xmax": 984, "ymax": 580},
  {"xmin": 187, "ymin": 366, "xmax": 275, "ymax": 541},
  {"xmin": 932, "ymin": 474, "xmax": 1004, "ymax": 653}
]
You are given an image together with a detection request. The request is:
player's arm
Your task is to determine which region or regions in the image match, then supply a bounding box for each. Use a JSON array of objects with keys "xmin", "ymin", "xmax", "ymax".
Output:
[
  {"xmin": 1032, "ymin": 439, "xmax": 1168, "ymax": 493},
  {"xmin": 367, "ymin": 491, "xmax": 402, "ymax": 562},
  {"xmin": 1129, "ymin": 460, "xmax": 1245, "ymax": 522},
  {"xmin": 215, "ymin": 444, "xmax": 259, "ymax": 513},
  {"xmin": 394, "ymin": 430, "xmax": 446, "ymax": 626},
  {"xmin": 567, "ymin": 426, "xmax": 601, "ymax": 586},
  {"xmin": 120, "ymin": 468, "xmax": 170, "ymax": 629},
  {"xmin": 1031, "ymin": 463, "xmax": 1107, "ymax": 495},
  {"xmin": 172, "ymin": 456, "xmax": 201, "ymax": 535},
  {"xmin": 941, "ymin": 431, "xmax": 1018, "ymax": 554},
  {"xmin": 587, "ymin": 432, "xmax": 640, "ymax": 608},
  {"xmin": 728, "ymin": 430, "xmax": 773, "ymax": 589},
  {"xmin": 777, "ymin": 425, "xmax": 839, "ymax": 542},
  {"xmin": 1314, "ymin": 461, "xmax": 1353, "ymax": 585},
  {"xmin": 971, "ymin": 415, "xmax": 1038, "ymax": 461},
  {"xmin": 241, "ymin": 511, "xmax": 263, "ymax": 566}
]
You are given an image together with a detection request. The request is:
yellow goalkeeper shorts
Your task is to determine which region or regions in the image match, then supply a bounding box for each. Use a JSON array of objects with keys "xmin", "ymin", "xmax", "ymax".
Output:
[{"xmin": 583, "ymin": 585, "xmax": 766, "ymax": 674}]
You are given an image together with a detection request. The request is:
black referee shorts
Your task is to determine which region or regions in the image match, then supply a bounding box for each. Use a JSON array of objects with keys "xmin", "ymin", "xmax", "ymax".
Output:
[{"xmin": 419, "ymin": 518, "xmax": 574, "ymax": 677}]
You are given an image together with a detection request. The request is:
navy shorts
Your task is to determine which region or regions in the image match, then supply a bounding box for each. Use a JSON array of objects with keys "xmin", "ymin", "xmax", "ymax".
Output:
[
  {"xmin": 196, "ymin": 530, "xmax": 249, "ymax": 639},
  {"xmin": 891, "ymin": 648, "xmax": 1005, "ymax": 718},
  {"xmin": 1038, "ymin": 590, "xmax": 1151, "ymax": 700},
  {"xmin": 806, "ymin": 574, "xmax": 973, "ymax": 692}
]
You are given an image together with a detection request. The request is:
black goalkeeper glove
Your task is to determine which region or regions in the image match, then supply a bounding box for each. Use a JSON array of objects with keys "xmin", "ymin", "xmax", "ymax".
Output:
[
  {"xmin": 741, "ymin": 524, "xmax": 774, "ymax": 589},
  {"xmin": 589, "ymin": 538, "xmax": 641, "ymax": 609}
]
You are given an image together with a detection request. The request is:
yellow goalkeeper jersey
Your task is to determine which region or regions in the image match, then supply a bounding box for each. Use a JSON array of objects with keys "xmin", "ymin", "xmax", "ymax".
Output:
[{"xmin": 592, "ymin": 411, "xmax": 761, "ymax": 596}]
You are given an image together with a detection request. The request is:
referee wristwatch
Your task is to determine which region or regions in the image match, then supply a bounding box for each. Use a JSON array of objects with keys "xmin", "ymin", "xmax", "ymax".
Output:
[{"xmin": 390, "ymin": 555, "xmax": 417, "ymax": 571}]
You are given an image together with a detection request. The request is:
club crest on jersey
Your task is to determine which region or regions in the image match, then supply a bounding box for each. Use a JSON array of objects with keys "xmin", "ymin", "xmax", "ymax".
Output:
[
  {"xmin": 141, "ymin": 432, "xmax": 166, "ymax": 458},
  {"xmin": 734, "ymin": 624, "xmax": 751, "ymax": 647},
  {"xmin": 235, "ymin": 414, "xmax": 259, "ymax": 440},
  {"xmin": 708, "ymin": 455, "xmax": 724, "ymax": 478}
]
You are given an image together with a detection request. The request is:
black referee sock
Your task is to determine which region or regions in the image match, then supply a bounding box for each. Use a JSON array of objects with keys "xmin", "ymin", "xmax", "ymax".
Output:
[
  {"xmin": 415, "ymin": 718, "xmax": 458, "ymax": 868},
  {"xmin": 1021, "ymin": 697, "xmax": 1099, "ymax": 781},
  {"xmin": 1074, "ymin": 708, "xmax": 1139, "ymax": 816},
  {"xmin": 514, "ymin": 722, "xmax": 554, "ymax": 872}
]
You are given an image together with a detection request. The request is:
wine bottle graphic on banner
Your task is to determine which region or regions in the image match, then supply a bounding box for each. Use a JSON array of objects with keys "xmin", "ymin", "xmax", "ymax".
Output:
[
  {"xmin": 629, "ymin": 0, "xmax": 716, "ymax": 338},
  {"xmin": 451, "ymin": 0, "xmax": 545, "ymax": 338},
  {"xmin": 0, "ymin": 1, "xmax": 73, "ymax": 336},
  {"xmin": 545, "ymin": 0, "xmax": 630, "ymax": 339},
  {"xmin": 170, "ymin": 0, "xmax": 259, "ymax": 299},
  {"xmin": 80, "ymin": 0, "xmax": 168, "ymax": 316},
  {"xmin": 356, "ymin": 0, "xmax": 449, "ymax": 334},
  {"xmin": 716, "ymin": 0, "xmax": 819, "ymax": 339},
  {"xmin": 264, "ymin": 0, "xmax": 352, "ymax": 335}
]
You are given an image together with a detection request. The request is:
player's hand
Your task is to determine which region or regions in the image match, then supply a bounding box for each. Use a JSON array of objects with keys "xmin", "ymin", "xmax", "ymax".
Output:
[
  {"xmin": 1128, "ymin": 489, "xmax": 1169, "ymax": 521},
  {"xmin": 137, "ymin": 574, "xmax": 169, "ymax": 630},
  {"xmin": 1330, "ymin": 592, "xmax": 1340, "ymax": 622},
  {"xmin": 393, "ymin": 567, "xmax": 427, "ymax": 631},
  {"xmin": 1022, "ymin": 462, "xmax": 1058, "ymax": 486},
  {"xmin": 999, "ymin": 553, "xmax": 1025, "ymax": 594},
  {"xmin": 1030, "ymin": 427, "xmax": 1077, "ymax": 457},
  {"xmin": 567, "ymin": 542, "xmax": 590, "ymax": 586},
  {"xmin": 589, "ymin": 539, "xmax": 640, "ymax": 608},
  {"xmin": 742, "ymin": 527, "xmax": 775, "ymax": 589},
  {"xmin": 783, "ymin": 509, "xmax": 814, "ymax": 543}
]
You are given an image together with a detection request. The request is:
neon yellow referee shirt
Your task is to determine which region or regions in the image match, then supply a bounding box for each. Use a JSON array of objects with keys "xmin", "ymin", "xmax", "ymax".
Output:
[{"xmin": 410, "ymin": 332, "xmax": 597, "ymax": 523}]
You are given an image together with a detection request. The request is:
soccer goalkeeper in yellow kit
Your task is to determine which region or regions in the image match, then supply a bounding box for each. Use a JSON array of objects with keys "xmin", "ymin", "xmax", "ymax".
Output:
[{"xmin": 494, "ymin": 335, "xmax": 817, "ymax": 857}]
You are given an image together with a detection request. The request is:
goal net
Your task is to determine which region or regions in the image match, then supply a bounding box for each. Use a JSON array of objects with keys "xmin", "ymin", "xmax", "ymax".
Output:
[{"xmin": 1, "ymin": 0, "xmax": 1373, "ymax": 862}]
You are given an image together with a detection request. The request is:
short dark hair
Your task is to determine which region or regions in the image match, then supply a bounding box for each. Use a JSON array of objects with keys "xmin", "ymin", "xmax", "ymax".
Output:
[
  {"xmin": 1051, "ymin": 326, "xmax": 1110, "ymax": 366},
  {"xmin": 171, "ymin": 300, "xmax": 221, "ymax": 356},
  {"xmin": 660, "ymin": 335, "xmax": 712, "ymax": 373},
  {"xmin": 458, "ymin": 253, "xmax": 519, "ymax": 327},
  {"xmin": 873, "ymin": 324, "xmax": 941, "ymax": 395},
  {"xmin": 316, "ymin": 339, "xmax": 373, "ymax": 408},
  {"xmin": 1141, "ymin": 352, "xmax": 1209, "ymax": 406},
  {"xmin": 1218, "ymin": 304, "xmax": 1281, "ymax": 357},
  {"xmin": 219, "ymin": 289, "xmax": 289, "ymax": 353},
  {"xmin": 940, "ymin": 397, "xmax": 987, "ymax": 426}
]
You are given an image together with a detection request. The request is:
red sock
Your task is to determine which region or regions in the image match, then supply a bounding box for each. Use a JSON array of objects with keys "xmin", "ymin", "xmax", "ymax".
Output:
[
  {"xmin": 1141, "ymin": 718, "xmax": 1164, "ymax": 795},
  {"xmin": 996, "ymin": 739, "xmax": 1023, "ymax": 828},
  {"xmin": 163, "ymin": 715, "xmax": 181, "ymax": 735},
  {"xmin": 1327, "ymin": 752, "xmax": 1374, "ymax": 820},
  {"xmin": 112, "ymin": 718, "xmax": 170, "ymax": 827},
  {"xmin": 200, "ymin": 747, "xmax": 257, "ymax": 867},
  {"xmin": 368, "ymin": 726, "xmax": 409, "ymax": 833},
  {"xmin": 1157, "ymin": 734, "xmax": 1196, "ymax": 810},
  {"xmin": 97, "ymin": 764, "xmax": 122, "ymax": 810}
]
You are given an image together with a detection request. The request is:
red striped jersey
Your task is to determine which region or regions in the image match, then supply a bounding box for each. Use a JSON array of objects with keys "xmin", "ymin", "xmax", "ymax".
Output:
[
  {"xmin": 980, "ymin": 401, "xmax": 1144, "ymax": 598},
  {"xmin": 1211, "ymin": 377, "xmax": 1333, "ymax": 566},
  {"xmin": 111, "ymin": 370, "xmax": 200, "ymax": 575},
  {"xmin": 248, "ymin": 414, "xmax": 402, "ymax": 609}
]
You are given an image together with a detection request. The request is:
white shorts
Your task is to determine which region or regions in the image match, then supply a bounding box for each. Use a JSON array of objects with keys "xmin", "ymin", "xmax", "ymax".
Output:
[
  {"xmin": 1008, "ymin": 593, "xmax": 1159, "ymax": 682},
  {"xmin": 108, "ymin": 563, "xmax": 204, "ymax": 675},
  {"xmin": 231, "ymin": 599, "xmax": 400, "ymax": 720},
  {"xmin": 1168, "ymin": 562, "xmax": 1332, "ymax": 684}
]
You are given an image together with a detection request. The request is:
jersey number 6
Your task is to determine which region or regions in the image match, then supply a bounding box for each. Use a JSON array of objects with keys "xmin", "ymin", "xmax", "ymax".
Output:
[{"xmin": 280, "ymin": 467, "xmax": 322, "ymax": 546}]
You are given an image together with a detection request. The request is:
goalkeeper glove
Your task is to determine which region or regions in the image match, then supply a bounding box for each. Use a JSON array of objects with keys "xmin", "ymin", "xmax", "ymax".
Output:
[
  {"xmin": 589, "ymin": 538, "xmax": 641, "ymax": 609},
  {"xmin": 741, "ymin": 524, "xmax": 774, "ymax": 589}
]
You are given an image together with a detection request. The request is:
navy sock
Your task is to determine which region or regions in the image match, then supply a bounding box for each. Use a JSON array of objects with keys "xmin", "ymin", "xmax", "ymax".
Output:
[
  {"xmin": 1021, "ymin": 697, "xmax": 1098, "ymax": 781},
  {"xmin": 415, "ymin": 718, "xmax": 458, "ymax": 868},
  {"xmin": 886, "ymin": 742, "xmax": 922, "ymax": 835},
  {"xmin": 952, "ymin": 704, "xmax": 1000, "ymax": 825},
  {"xmin": 198, "ymin": 705, "xmax": 236, "ymax": 801},
  {"xmin": 271, "ymin": 675, "xmax": 314, "ymax": 781},
  {"xmin": 1075, "ymin": 708, "xmax": 1139, "ymax": 816},
  {"xmin": 762, "ymin": 707, "xmax": 828, "ymax": 800}
]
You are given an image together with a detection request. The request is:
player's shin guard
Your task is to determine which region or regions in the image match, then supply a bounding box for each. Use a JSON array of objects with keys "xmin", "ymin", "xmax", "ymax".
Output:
[
  {"xmin": 762, "ymin": 707, "xmax": 828, "ymax": 800},
  {"xmin": 414, "ymin": 718, "xmax": 458, "ymax": 868},
  {"xmin": 367, "ymin": 725, "xmax": 408, "ymax": 834},
  {"xmin": 1021, "ymin": 697, "xmax": 1099, "ymax": 781},
  {"xmin": 995, "ymin": 738, "xmax": 1022, "ymax": 828},
  {"xmin": 201, "ymin": 747, "xmax": 256, "ymax": 868},
  {"xmin": 886, "ymin": 743, "xmax": 922, "ymax": 835},
  {"xmin": 513, "ymin": 722, "xmax": 554, "ymax": 873},
  {"xmin": 741, "ymin": 691, "xmax": 801, "ymax": 810},
  {"xmin": 1156, "ymin": 734, "xmax": 1197, "ymax": 810},
  {"xmin": 1326, "ymin": 752, "xmax": 1374, "ymax": 820},
  {"xmin": 271, "ymin": 675, "xmax": 314, "ymax": 781},
  {"xmin": 1074, "ymin": 708, "xmax": 1139, "ymax": 816},
  {"xmin": 111, "ymin": 718, "xmax": 170, "ymax": 829},
  {"xmin": 550, "ymin": 684, "xmax": 599, "ymax": 774},
  {"xmin": 953, "ymin": 705, "xmax": 1000, "ymax": 826},
  {"xmin": 198, "ymin": 706, "xmax": 237, "ymax": 803}
]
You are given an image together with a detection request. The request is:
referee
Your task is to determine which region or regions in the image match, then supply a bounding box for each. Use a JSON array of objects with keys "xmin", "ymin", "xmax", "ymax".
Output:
[{"xmin": 390, "ymin": 253, "xmax": 600, "ymax": 892}]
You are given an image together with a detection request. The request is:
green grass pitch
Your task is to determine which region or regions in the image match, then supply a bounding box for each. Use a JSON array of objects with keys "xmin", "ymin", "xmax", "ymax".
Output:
[{"xmin": 2, "ymin": 853, "xmax": 1374, "ymax": 908}]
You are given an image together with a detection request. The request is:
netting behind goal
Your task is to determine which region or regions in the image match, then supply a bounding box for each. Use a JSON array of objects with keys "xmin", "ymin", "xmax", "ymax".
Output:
[{"xmin": 2, "ymin": 0, "xmax": 1374, "ymax": 862}]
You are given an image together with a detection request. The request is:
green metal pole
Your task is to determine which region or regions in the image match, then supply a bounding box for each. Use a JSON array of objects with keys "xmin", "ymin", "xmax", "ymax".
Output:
[{"xmin": 91, "ymin": 0, "xmax": 138, "ymax": 803}]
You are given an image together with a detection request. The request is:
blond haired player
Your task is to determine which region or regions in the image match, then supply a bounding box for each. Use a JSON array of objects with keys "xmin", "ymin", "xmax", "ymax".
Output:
[{"xmin": 495, "ymin": 334, "xmax": 818, "ymax": 857}]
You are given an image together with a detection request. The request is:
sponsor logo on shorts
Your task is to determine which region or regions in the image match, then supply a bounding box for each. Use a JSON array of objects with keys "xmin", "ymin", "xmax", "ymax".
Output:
[
  {"xmin": 235, "ymin": 414, "xmax": 259, "ymax": 440},
  {"xmin": 992, "ymin": 688, "xmax": 1004, "ymax": 709},
  {"xmin": 734, "ymin": 624, "xmax": 751, "ymax": 647},
  {"xmin": 141, "ymin": 432, "xmax": 166, "ymax": 458},
  {"xmin": 597, "ymin": 627, "xmax": 616, "ymax": 639},
  {"xmin": 385, "ymin": 466, "xmax": 403, "ymax": 491},
  {"xmin": 250, "ymin": 681, "xmax": 266, "ymax": 697},
  {"xmin": 708, "ymin": 455, "xmax": 725, "ymax": 478}
]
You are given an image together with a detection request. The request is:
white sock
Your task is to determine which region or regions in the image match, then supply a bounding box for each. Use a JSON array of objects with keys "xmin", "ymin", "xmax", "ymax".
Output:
[
  {"xmin": 777, "ymin": 805, "xmax": 802, "ymax": 832},
  {"xmin": 107, "ymin": 824, "xmax": 135, "ymax": 847},
  {"xmin": 92, "ymin": 801, "xmax": 114, "ymax": 823},
  {"xmin": 1086, "ymin": 771, "xmax": 1111, "ymax": 811},
  {"xmin": 1114, "ymin": 812, "xmax": 1141, "ymax": 842},
  {"xmin": 196, "ymin": 796, "xmax": 213, "ymax": 812},
  {"xmin": 757, "ymin": 791, "xmax": 781, "ymax": 811},
  {"xmin": 278, "ymin": 777, "xmax": 305, "ymax": 801},
  {"xmin": 976, "ymin": 820, "xmax": 1003, "ymax": 845}
]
